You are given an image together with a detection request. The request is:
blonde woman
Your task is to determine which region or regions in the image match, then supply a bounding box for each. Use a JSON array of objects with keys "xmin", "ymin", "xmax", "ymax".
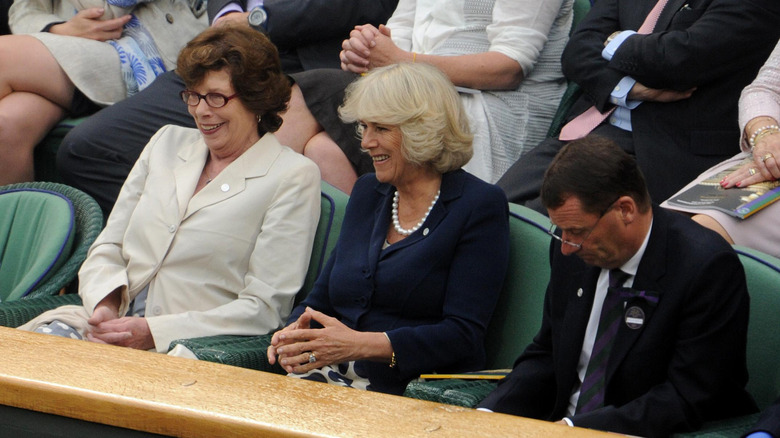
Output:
[{"xmin": 267, "ymin": 63, "xmax": 510, "ymax": 395}]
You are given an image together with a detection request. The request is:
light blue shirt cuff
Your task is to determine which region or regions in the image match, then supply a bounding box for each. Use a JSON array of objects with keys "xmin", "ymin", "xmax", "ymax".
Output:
[
  {"xmin": 746, "ymin": 432, "xmax": 774, "ymax": 438},
  {"xmin": 610, "ymin": 76, "xmax": 641, "ymax": 109},
  {"xmin": 602, "ymin": 30, "xmax": 636, "ymax": 61},
  {"xmin": 213, "ymin": 2, "xmax": 244, "ymax": 25}
]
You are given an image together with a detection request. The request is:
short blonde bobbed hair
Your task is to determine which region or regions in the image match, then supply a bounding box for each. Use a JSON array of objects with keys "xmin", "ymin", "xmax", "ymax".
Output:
[{"xmin": 338, "ymin": 63, "xmax": 473, "ymax": 173}]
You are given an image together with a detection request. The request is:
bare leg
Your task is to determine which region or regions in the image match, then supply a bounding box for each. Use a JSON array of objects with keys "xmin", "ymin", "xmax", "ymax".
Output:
[
  {"xmin": 692, "ymin": 214, "xmax": 735, "ymax": 244},
  {"xmin": 0, "ymin": 92, "xmax": 65, "ymax": 183},
  {"xmin": 276, "ymin": 85, "xmax": 323, "ymax": 154},
  {"xmin": 304, "ymin": 131, "xmax": 358, "ymax": 194},
  {"xmin": 278, "ymin": 84, "xmax": 358, "ymax": 194},
  {"xmin": 0, "ymin": 35, "xmax": 74, "ymax": 184}
]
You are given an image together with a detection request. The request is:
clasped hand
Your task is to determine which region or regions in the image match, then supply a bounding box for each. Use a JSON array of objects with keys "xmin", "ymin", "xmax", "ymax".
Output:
[
  {"xmin": 86, "ymin": 303, "xmax": 154, "ymax": 350},
  {"xmin": 340, "ymin": 24, "xmax": 405, "ymax": 74},
  {"xmin": 267, "ymin": 307, "xmax": 365, "ymax": 374}
]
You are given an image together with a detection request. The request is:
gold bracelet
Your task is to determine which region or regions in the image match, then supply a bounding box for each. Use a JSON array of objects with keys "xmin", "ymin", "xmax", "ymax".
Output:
[
  {"xmin": 755, "ymin": 128, "xmax": 779, "ymax": 144},
  {"xmin": 384, "ymin": 332, "xmax": 396, "ymax": 368},
  {"xmin": 748, "ymin": 124, "xmax": 780, "ymax": 150},
  {"xmin": 412, "ymin": 52, "xmax": 417, "ymax": 63}
]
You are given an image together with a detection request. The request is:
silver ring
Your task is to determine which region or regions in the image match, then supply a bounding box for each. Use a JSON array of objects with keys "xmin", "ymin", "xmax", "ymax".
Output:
[
  {"xmin": 308, "ymin": 352, "xmax": 316, "ymax": 363},
  {"xmin": 749, "ymin": 167, "xmax": 757, "ymax": 176}
]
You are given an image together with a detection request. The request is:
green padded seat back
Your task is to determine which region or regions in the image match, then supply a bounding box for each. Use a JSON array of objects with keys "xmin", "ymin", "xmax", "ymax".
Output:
[
  {"xmin": 545, "ymin": 0, "xmax": 590, "ymax": 138},
  {"xmin": 295, "ymin": 182, "xmax": 349, "ymax": 306},
  {"xmin": 483, "ymin": 203, "xmax": 552, "ymax": 369},
  {"xmin": 735, "ymin": 246, "xmax": 780, "ymax": 410},
  {"xmin": 572, "ymin": 0, "xmax": 590, "ymax": 34},
  {"xmin": 0, "ymin": 189, "xmax": 75, "ymax": 302}
]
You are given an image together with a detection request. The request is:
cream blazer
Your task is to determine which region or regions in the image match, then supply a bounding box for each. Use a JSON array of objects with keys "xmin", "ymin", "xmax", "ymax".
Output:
[
  {"xmin": 77, "ymin": 125, "xmax": 321, "ymax": 352},
  {"xmin": 9, "ymin": 0, "xmax": 207, "ymax": 104}
]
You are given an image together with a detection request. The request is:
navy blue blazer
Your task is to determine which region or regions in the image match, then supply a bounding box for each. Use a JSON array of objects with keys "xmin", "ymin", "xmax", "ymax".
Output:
[
  {"xmin": 289, "ymin": 170, "xmax": 510, "ymax": 394},
  {"xmin": 479, "ymin": 206, "xmax": 755, "ymax": 437}
]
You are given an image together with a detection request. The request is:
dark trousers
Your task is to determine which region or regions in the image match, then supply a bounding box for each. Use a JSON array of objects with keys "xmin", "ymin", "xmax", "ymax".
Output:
[
  {"xmin": 497, "ymin": 123, "xmax": 635, "ymax": 215},
  {"xmin": 56, "ymin": 71, "xmax": 195, "ymax": 216},
  {"xmin": 0, "ymin": 0, "xmax": 11, "ymax": 35}
]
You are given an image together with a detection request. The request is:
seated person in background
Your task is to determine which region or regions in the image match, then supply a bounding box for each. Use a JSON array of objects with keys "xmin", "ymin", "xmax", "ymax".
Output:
[
  {"xmin": 276, "ymin": 0, "xmax": 574, "ymax": 193},
  {"xmin": 266, "ymin": 62, "xmax": 510, "ymax": 395},
  {"xmin": 495, "ymin": 0, "xmax": 780, "ymax": 214},
  {"xmin": 478, "ymin": 135, "xmax": 755, "ymax": 437},
  {"xmin": 0, "ymin": 0, "xmax": 207, "ymax": 185},
  {"xmin": 662, "ymin": 39, "xmax": 780, "ymax": 258},
  {"xmin": 20, "ymin": 26, "xmax": 322, "ymax": 356},
  {"xmin": 56, "ymin": 0, "xmax": 398, "ymax": 217}
]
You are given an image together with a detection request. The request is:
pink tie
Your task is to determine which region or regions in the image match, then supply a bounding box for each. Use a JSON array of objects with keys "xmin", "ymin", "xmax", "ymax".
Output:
[{"xmin": 558, "ymin": 0, "xmax": 671, "ymax": 141}]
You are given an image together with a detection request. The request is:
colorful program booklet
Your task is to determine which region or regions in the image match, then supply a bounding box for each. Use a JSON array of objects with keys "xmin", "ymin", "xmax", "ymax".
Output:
[{"xmin": 666, "ymin": 159, "xmax": 780, "ymax": 219}]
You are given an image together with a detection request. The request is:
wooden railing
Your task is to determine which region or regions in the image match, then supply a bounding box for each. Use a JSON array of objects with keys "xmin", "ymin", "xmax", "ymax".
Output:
[{"xmin": 0, "ymin": 326, "xmax": 610, "ymax": 437}]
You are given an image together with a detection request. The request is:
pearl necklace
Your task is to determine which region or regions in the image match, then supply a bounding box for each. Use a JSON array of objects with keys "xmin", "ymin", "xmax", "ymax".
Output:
[{"xmin": 392, "ymin": 189, "xmax": 440, "ymax": 236}]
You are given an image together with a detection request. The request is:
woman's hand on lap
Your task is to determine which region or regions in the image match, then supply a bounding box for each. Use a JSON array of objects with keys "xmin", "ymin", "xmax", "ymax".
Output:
[{"xmin": 50, "ymin": 8, "xmax": 130, "ymax": 41}]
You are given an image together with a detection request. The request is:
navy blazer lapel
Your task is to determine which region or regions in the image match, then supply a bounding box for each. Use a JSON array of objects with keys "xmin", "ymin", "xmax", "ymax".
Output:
[
  {"xmin": 368, "ymin": 183, "xmax": 392, "ymax": 270},
  {"xmin": 559, "ymin": 267, "xmax": 601, "ymax": 395},
  {"xmin": 606, "ymin": 207, "xmax": 668, "ymax": 383},
  {"xmin": 376, "ymin": 171, "xmax": 463, "ymax": 258}
]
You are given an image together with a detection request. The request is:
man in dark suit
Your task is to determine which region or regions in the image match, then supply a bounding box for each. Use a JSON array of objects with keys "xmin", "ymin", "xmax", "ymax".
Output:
[
  {"xmin": 56, "ymin": 0, "xmax": 398, "ymax": 216},
  {"xmin": 496, "ymin": 0, "xmax": 780, "ymax": 213},
  {"xmin": 478, "ymin": 135, "xmax": 755, "ymax": 437}
]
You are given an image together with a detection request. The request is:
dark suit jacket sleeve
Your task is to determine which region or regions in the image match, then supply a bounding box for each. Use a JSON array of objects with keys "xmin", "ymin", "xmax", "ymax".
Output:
[
  {"xmin": 750, "ymin": 400, "xmax": 780, "ymax": 437},
  {"xmin": 287, "ymin": 250, "xmax": 338, "ymax": 324},
  {"xmin": 207, "ymin": 0, "xmax": 242, "ymax": 23},
  {"xmin": 562, "ymin": 0, "xmax": 780, "ymax": 112},
  {"xmin": 477, "ymin": 239, "xmax": 559, "ymax": 417},
  {"xmin": 477, "ymin": 286, "xmax": 558, "ymax": 417},
  {"xmin": 572, "ymin": 247, "xmax": 752, "ymax": 437},
  {"xmin": 208, "ymin": 0, "xmax": 398, "ymax": 47}
]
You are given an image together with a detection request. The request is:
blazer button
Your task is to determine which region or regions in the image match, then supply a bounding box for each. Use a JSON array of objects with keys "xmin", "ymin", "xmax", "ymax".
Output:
[
  {"xmin": 168, "ymin": 224, "xmax": 176, "ymax": 233},
  {"xmin": 166, "ymin": 13, "xmax": 174, "ymax": 24},
  {"xmin": 152, "ymin": 306, "xmax": 163, "ymax": 315}
]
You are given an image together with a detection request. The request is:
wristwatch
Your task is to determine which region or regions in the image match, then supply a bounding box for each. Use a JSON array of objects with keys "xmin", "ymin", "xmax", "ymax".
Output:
[{"xmin": 248, "ymin": 6, "xmax": 267, "ymax": 32}]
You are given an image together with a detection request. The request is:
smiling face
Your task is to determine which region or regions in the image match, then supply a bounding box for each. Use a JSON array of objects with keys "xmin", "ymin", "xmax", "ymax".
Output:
[
  {"xmin": 187, "ymin": 69, "xmax": 260, "ymax": 158},
  {"xmin": 360, "ymin": 121, "xmax": 412, "ymax": 185}
]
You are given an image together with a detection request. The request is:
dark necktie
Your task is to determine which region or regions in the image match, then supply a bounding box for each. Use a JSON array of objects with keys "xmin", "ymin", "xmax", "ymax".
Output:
[
  {"xmin": 558, "ymin": 0, "xmax": 671, "ymax": 141},
  {"xmin": 576, "ymin": 269, "xmax": 631, "ymax": 414}
]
